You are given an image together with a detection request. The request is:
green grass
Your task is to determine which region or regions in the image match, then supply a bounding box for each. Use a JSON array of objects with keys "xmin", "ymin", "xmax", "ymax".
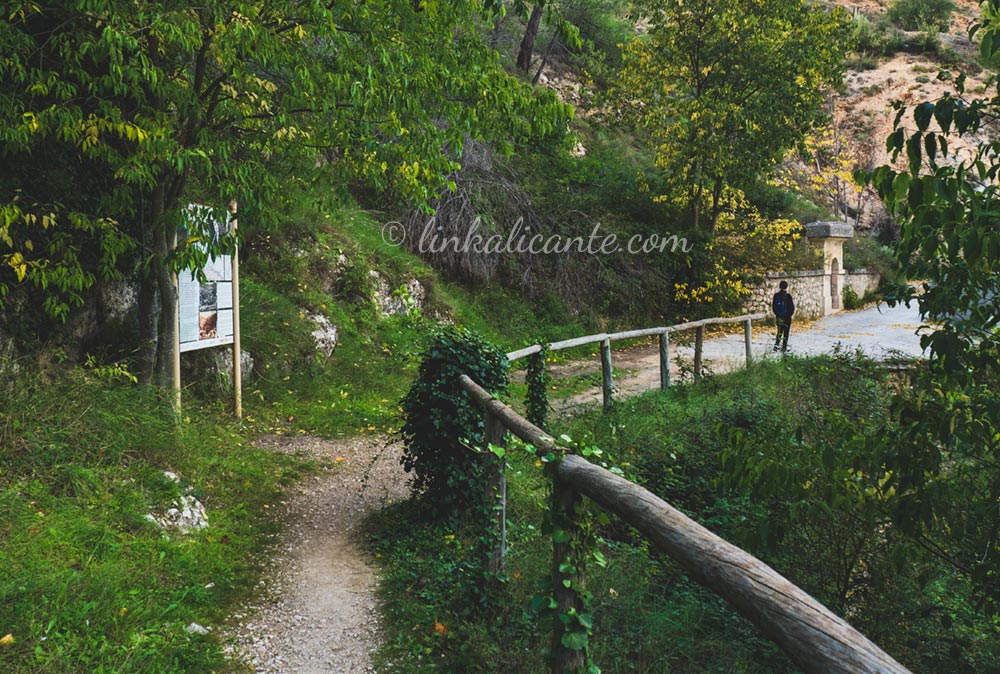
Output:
[{"xmin": 0, "ymin": 366, "xmax": 313, "ymax": 673}]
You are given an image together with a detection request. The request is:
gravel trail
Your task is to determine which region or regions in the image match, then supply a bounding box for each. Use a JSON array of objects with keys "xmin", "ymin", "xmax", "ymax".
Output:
[{"xmin": 225, "ymin": 434, "xmax": 407, "ymax": 673}]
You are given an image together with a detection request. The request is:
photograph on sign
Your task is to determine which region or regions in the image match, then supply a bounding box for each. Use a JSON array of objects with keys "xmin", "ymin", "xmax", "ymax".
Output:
[{"xmin": 199, "ymin": 283, "xmax": 218, "ymax": 339}]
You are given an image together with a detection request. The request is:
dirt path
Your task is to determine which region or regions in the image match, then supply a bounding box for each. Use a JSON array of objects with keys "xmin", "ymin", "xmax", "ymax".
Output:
[
  {"xmin": 225, "ymin": 434, "xmax": 407, "ymax": 674},
  {"xmin": 555, "ymin": 301, "xmax": 928, "ymax": 412}
]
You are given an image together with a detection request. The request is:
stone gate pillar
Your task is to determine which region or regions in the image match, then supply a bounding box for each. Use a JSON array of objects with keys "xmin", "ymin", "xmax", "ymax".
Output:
[{"xmin": 804, "ymin": 221, "xmax": 854, "ymax": 315}]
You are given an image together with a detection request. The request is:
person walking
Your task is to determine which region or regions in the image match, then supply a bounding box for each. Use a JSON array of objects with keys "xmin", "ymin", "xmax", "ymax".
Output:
[{"xmin": 772, "ymin": 280, "xmax": 794, "ymax": 352}]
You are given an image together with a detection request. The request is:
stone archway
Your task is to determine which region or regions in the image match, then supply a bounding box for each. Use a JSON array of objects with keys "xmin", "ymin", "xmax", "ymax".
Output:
[
  {"xmin": 831, "ymin": 257, "xmax": 840, "ymax": 310},
  {"xmin": 804, "ymin": 221, "xmax": 853, "ymax": 315}
]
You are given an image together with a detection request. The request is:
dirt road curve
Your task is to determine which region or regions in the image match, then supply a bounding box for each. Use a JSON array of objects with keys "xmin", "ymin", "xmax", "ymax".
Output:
[{"xmin": 557, "ymin": 301, "xmax": 928, "ymax": 411}]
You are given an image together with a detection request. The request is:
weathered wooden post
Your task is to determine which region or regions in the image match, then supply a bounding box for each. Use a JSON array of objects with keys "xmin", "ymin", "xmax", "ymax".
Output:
[
  {"xmin": 230, "ymin": 200, "xmax": 242, "ymax": 419},
  {"xmin": 526, "ymin": 349, "xmax": 548, "ymax": 430},
  {"xmin": 600, "ymin": 337, "xmax": 613, "ymax": 411},
  {"xmin": 659, "ymin": 331, "xmax": 671, "ymax": 389},
  {"xmin": 694, "ymin": 326, "xmax": 704, "ymax": 379},
  {"xmin": 744, "ymin": 317, "xmax": 753, "ymax": 367},
  {"xmin": 485, "ymin": 412, "xmax": 507, "ymax": 575},
  {"xmin": 550, "ymin": 476, "xmax": 585, "ymax": 674}
]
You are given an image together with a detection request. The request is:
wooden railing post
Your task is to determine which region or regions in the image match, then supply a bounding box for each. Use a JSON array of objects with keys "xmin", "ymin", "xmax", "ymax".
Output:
[
  {"xmin": 659, "ymin": 332, "xmax": 670, "ymax": 389},
  {"xmin": 600, "ymin": 337, "xmax": 613, "ymax": 411},
  {"xmin": 744, "ymin": 318, "xmax": 753, "ymax": 367},
  {"xmin": 526, "ymin": 349, "xmax": 548, "ymax": 430},
  {"xmin": 550, "ymin": 476, "xmax": 585, "ymax": 674},
  {"xmin": 485, "ymin": 412, "xmax": 507, "ymax": 575},
  {"xmin": 694, "ymin": 326, "xmax": 704, "ymax": 379}
]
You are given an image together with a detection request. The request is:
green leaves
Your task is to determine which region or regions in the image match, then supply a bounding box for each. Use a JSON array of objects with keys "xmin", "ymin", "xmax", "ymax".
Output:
[
  {"xmin": 914, "ymin": 101, "xmax": 935, "ymax": 132},
  {"xmin": 861, "ymin": 0, "xmax": 1000, "ymax": 613},
  {"xmin": 400, "ymin": 326, "xmax": 509, "ymax": 512},
  {"xmin": 1, "ymin": 0, "xmax": 570, "ymax": 327},
  {"xmin": 610, "ymin": 0, "xmax": 848, "ymax": 228}
]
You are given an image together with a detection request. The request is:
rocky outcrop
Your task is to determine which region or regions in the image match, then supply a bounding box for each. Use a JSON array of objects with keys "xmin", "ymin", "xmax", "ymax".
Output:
[
  {"xmin": 308, "ymin": 313, "xmax": 338, "ymax": 360},
  {"xmin": 368, "ymin": 271, "xmax": 425, "ymax": 317}
]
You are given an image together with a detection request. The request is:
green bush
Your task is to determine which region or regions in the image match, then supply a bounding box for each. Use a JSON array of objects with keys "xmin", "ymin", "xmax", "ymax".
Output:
[
  {"xmin": 887, "ymin": 0, "xmax": 955, "ymax": 32},
  {"xmin": 843, "ymin": 235, "xmax": 898, "ymax": 283},
  {"xmin": 842, "ymin": 284, "xmax": 862, "ymax": 310},
  {"xmin": 847, "ymin": 13, "xmax": 908, "ymax": 62},
  {"xmin": 901, "ymin": 28, "xmax": 942, "ymax": 55},
  {"xmin": 399, "ymin": 326, "xmax": 509, "ymax": 514}
]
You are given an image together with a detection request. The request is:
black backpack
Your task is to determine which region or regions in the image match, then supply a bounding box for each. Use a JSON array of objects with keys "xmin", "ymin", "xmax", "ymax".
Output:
[{"xmin": 773, "ymin": 291, "xmax": 789, "ymax": 317}]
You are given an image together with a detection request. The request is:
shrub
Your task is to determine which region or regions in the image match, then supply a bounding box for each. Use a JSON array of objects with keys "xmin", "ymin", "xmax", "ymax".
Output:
[
  {"xmin": 399, "ymin": 326, "xmax": 509, "ymax": 514},
  {"xmin": 887, "ymin": 0, "xmax": 955, "ymax": 32},
  {"xmin": 843, "ymin": 235, "xmax": 899, "ymax": 283},
  {"xmin": 842, "ymin": 284, "xmax": 862, "ymax": 310},
  {"xmin": 847, "ymin": 13, "xmax": 908, "ymax": 63},
  {"xmin": 901, "ymin": 28, "xmax": 942, "ymax": 55}
]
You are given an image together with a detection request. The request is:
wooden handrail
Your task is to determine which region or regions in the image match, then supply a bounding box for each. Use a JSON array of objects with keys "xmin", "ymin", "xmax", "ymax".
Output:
[
  {"xmin": 457, "ymin": 374, "xmax": 913, "ymax": 674},
  {"xmin": 507, "ymin": 312, "xmax": 769, "ymax": 408},
  {"xmin": 507, "ymin": 313, "xmax": 768, "ymax": 362}
]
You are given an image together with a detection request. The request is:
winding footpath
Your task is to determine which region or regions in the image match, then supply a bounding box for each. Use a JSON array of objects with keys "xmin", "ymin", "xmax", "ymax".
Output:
[
  {"xmin": 225, "ymin": 435, "xmax": 406, "ymax": 674},
  {"xmin": 223, "ymin": 301, "xmax": 928, "ymax": 672}
]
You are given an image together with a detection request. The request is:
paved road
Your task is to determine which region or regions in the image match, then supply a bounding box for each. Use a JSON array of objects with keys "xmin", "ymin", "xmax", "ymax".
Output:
[
  {"xmin": 695, "ymin": 299, "xmax": 928, "ymax": 364},
  {"xmin": 555, "ymin": 301, "xmax": 930, "ymax": 411}
]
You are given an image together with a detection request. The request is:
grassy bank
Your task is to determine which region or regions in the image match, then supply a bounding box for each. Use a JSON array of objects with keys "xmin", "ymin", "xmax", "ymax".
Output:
[{"xmin": 0, "ymin": 366, "xmax": 312, "ymax": 673}]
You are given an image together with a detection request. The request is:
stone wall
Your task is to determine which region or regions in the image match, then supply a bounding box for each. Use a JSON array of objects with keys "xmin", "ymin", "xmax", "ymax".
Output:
[
  {"xmin": 747, "ymin": 270, "xmax": 882, "ymax": 319},
  {"xmin": 844, "ymin": 271, "xmax": 881, "ymax": 299},
  {"xmin": 746, "ymin": 271, "xmax": 827, "ymax": 319}
]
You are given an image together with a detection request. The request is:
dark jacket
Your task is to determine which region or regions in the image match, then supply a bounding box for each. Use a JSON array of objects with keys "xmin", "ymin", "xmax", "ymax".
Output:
[{"xmin": 772, "ymin": 290, "xmax": 795, "ymax": 318}]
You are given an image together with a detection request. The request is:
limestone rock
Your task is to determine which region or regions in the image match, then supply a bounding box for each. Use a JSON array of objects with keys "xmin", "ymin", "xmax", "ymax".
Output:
[
  {"xmin": 308, "ymin": 313, "xmax": 338, "ymax": 360},
  {"xmin": 368, "ymin": 271, "xmax": 424, "ymax": 317},
  {"xmin": 150, "ymin": 471, "xmax": 209, "ymax": 534}
]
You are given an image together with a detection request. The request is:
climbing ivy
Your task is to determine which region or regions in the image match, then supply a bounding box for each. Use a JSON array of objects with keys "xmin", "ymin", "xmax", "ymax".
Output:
[
  {"xmin": 520, "ymin": 435, "xmax": 623, "ymax": 674},
  {"xmin": 526, "ymin": 345, "xmax": 550, "ymax": 430},
  {"xmin": 399, "ymin": 326, "xmax": 509, "ymax": 515}
]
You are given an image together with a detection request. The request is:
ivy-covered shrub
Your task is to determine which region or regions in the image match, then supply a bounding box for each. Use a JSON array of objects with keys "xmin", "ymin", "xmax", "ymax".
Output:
[{"xmin": 399, "ymin": 326, "xmax": 509, "ymax": 515}]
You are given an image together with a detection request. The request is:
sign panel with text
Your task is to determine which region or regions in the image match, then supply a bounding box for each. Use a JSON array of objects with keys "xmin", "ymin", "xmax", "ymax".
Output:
[{"xmin": 178, "ymin": 205, "xmax": 235, "ymax": 353}]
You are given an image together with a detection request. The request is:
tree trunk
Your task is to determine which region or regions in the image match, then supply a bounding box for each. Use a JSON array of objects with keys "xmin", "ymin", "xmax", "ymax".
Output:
[
  {"xmin": 147, "ymin": 181, "xmax": 179, "ymax": 388},
  {"xmin": 136, "ymin": 272, "xmax": 159, "ymax": 384},
  {"xmin": 517, "ymin": 4, "xmax": 544, "ymax": 72},
  {"xmin": 708, "ymin": 176, "xmax": 724, "ymax": 235},
  {"xmin": 154, "ymin": 263, "xmax": 178, "ymax": 388},
  {"xmin": 532, "ymin": 31, "xmax": 558, "ymax": 85}
]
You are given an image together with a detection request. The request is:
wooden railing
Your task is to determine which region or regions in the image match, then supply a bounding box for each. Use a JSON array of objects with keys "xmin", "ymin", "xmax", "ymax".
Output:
[
  {"xmin": 507, "ymin": 312, "xmax": 767, "ymax": 411},
  {"xmin": 458, "ymin": 373, "xmax": 913, "ymax": 674}
]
